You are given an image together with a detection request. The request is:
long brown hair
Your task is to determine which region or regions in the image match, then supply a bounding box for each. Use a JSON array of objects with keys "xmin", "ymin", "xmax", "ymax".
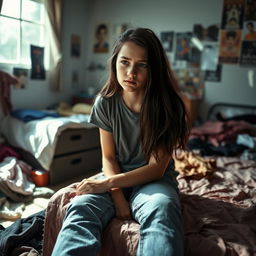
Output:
[{"xmin": 99, "ymin": 28, "xmax": 189, "ymax": 160}]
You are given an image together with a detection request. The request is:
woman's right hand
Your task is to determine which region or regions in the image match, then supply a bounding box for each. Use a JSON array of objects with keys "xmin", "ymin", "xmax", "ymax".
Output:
[{"xmin": 110, "ymin": 189, "xmax": 132, "ymax": 220}]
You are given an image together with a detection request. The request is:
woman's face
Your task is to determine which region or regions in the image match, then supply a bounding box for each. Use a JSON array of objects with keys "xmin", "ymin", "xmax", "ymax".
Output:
[{"xmin": 116, "ymin": 41, "xmax": 148, "ymax": 94}]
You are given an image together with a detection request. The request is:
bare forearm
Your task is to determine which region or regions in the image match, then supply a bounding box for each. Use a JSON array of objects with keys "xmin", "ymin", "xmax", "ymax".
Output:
[
  {"xmin": 102, "ymin": 157, "xmax": 125, "ymax": 202},
  {"xmin": 107, "ymin": 161, "xmax": 169, "ymax": 189},
  {"xmin": 102, "ymin": 157, "xmax": 121, "ymax": 177}
]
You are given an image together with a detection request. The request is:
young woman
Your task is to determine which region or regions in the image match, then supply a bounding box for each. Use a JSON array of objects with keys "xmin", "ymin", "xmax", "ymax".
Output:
[{"xmin": 52, "ymin": 27, "xmax": 189, "ymax": 256}]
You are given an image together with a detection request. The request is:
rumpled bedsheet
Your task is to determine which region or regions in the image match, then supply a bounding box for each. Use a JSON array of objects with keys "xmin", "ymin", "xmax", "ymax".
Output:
[
  {"xmin": 42, "ymin": 156, "xmax": 256, "ymax": 256},
  {"xmin": 190, "ymin": 120, "xmax": 256, "ymax": 146},
  {"xmin": 0, "ymin": 114, "xmax": 95, "ymax": 170}
]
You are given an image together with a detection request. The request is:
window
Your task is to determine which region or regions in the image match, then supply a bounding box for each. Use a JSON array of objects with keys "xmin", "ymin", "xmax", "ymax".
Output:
[{"xmin": 0, "ymin": 0, "xmax": 47, "ymax": 66}]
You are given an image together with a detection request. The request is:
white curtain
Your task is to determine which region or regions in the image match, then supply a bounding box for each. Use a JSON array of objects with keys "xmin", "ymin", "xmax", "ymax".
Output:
[{"xmin": 44, "ymin": 0, "xmax": 63, "ymax": 91}]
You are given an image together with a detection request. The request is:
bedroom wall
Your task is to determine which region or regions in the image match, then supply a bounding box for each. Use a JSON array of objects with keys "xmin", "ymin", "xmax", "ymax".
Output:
[
  {"xmin": 83, "ymin": 0, "xmax": 256, "ymax": 121},
  {"xmin": 2, "ymin": 0, "xmax": 255, "ymax": 120},
  {"xmin": 0, "ymin": 0, "xmax": 89, "ymax": 113}
]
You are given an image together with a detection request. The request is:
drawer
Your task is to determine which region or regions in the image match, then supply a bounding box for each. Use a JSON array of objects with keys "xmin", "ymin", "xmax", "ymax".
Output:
[
  {"xmin": 55, "ymin": 127, "xmax": 100, "ymax": 155},
  {"xmin": 50, "ymin": 148, "xmax": 102, "ymax": 185}
]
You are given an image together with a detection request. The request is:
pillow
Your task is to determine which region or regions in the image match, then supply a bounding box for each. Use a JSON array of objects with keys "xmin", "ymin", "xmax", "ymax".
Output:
[{"xmin": 72, "ymin": 103, "xmax": 92, "ymax": 114}]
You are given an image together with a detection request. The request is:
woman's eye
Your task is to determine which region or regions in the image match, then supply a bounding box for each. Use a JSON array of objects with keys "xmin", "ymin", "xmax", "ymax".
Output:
[
  {"xmin": 138, "ymin": 63, "xmax": 148, "ymax": 68},
  {"xmin": 120, "ymin": 60, "xmax": 129, "ymax": 65}
]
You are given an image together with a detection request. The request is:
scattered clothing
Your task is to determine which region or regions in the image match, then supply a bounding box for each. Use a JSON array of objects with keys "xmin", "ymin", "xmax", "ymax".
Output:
[
  {"xmin": 190, "ymin": 120, "xmax": 256, "ymax": 146},
  {"xmin": 0, "ymin": 157, "xmax": 35, "ymax": 197},
  {"xmin": 0, "ymin": 144, "xmax": 20, "ymax": 162},
  {"xmin": 0, "ymin": 210, "xmax": 45, "ymax": 256},
  {"xmin": 33, "ymin": 187, "xmax": 55, "ymax": 198},
  {"xmin": 173, "ymin": 150, "xmax": 216, "ymax": 177},
  {"xmin": 240, "ymin": 149, "xmax": 256, "ymax": 161},
  {"xmin": 0, "ymin": 198, "xmax": 25, "ymax": 221},
  {"xmin": 188, "ymin": 138, "xmax": 248, "ymax": 156},
  {"xmin": 236, "ymin": 134, "xmax": 256, "ymax": 149}
]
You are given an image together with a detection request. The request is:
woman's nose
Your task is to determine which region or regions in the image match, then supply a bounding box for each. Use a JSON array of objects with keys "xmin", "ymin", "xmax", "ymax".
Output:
[{"xmin": 127, "ymin": 66, "xmax": 137, "ymax": 77}]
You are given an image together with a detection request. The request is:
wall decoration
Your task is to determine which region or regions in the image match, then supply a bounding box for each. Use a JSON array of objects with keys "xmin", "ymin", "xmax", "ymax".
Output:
[
  {"xmin": 201, "ymin": 44, "xmax": 219, "ymax": 71},
  {"xmin": 113, "ymin": 23, "xmax": 131, "ymax": 40},
  {"xmin": 243, "ymin": 21, "xmax": 256, "ymax": 40},
  {"xmin": 93, "ymin": 23, "xmax": 109, "ymax": 53},
  {"xmin": 205, "ymin": 64, "xmax": 222, "ymax": 82},
  {"xmin": 244, "ymin": 0, "xmax": 256, "ymax": 21},
  {"xmin": 190, "ymin": 47, "xmax": 202, "ymax": 67},
  {"xmin": 240, "ymin": 41, "xmax": 256, "ymax": 65},
  {"xmin": 13, "ymin": 67, "xmax": 29, "ymax": 89},
  {"xmin": 160, "ymin": 31, "xmax": 174, "ymax": 52},
  {"xmin": 193, "ymin": 24, "xmax": 219, "ymax": 42},
  {"xmin": 219, "ymin": 30, "xmax": 242, "ymax": 64},
  {"xmin": 221, "ymin": 0, "xmax": 244, "ymax": 30},
  {"xmin": 175, "ymin": 32, "xmax": 192, "ymax": 61},
  {"xmin": 71, "ymin": 69, "xmax": 79, "ymax": 88},
  {"xmin": 30, "ymin": 45, "xmax": 46, "ymax": 80},
  {"xmin": 71, "ymin": 34, "xmax": 81, "ymax": 57},
  {"xmin": 174, "ymin": 68, "xmax": 204, "ymax": 99}
]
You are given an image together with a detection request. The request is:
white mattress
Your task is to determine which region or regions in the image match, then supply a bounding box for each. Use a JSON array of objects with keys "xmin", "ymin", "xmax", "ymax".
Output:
[{"xmin": 0, "ymin": 114, "xmax": 95, "ymax": 170}]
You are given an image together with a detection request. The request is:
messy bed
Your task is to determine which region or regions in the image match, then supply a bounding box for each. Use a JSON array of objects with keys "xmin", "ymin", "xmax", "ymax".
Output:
[{"xmin": 1, "ymin": 103, "xmax": 256, "ymax": 256}]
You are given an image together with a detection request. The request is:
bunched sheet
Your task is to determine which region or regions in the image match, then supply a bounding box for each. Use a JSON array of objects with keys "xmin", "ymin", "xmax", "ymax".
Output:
[
  {"xmin": 0, "ymin": 114, "xmax": 95, "ymax": 170},
  {"xmin": 42, "ymin": 155, "xmax": 256, "ymax": 256}
]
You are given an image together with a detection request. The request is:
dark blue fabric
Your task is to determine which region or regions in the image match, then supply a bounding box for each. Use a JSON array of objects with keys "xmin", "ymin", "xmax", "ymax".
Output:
[
  {"xmin": 187, "ymin": 138, "xmax": 248, "ymax": 157},
  {"xmin": 0, "ymin": 210, "xmax": 45, "ymax": 256},
  {"xmin": 11, "ymin": 109, "xmax": 60, "ymax": 122}
]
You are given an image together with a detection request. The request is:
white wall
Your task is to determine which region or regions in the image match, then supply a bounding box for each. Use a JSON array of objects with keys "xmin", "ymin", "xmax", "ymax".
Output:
[
  {"xmin": 83, "ymin": 0, "xmax": 256, "ymax": 120},
  {"xmin": 3, "ymin": 0, "xmax": 255, "ymax": 119}
]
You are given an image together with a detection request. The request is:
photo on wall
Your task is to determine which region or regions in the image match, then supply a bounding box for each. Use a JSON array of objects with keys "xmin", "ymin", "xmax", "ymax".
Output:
[
  {"xmin": 160, "ymin": 31, "xmax": 174, "ymax": 52},
  {"xmin": 193, "ymin": 24, "xmax": 219, "ymax": 42},
  {"xmin": 204, "ymin": 64, "xmax": 222, "ymax": 82},
  {"xmin": 113, "ymin": 23, "xmax": 131, "ymax": 42},
  {"xmin": 13, "ymin": 67, "xmax": 29, "ymax": 89},
  {"xmin": 244, "ymin": 0, "xmax": 256, "ymax": 21},
  {"xmin": 71, "ymin": 69, "xmax": 79, "ymax": 88},
  {"xmin": 93, "ymin": 23, "xmax": 109, "ymax": 53},
  {"xmin": 221, "ymin": 0, "xmax": 245, "ymax": 30},
  {"xmin": 243, "ymin": 21, "xmax": 256, "ymax": 40},
  {"xmin": 174, "ymin": 68, "xmax": 205, "ymax": 99},
  {"xmin": 201, "ymin": 44, "xmax": 219, "ymax": 71},
  {"xmin": 218, "ymin": 29, "xmax": 242, "ymax": 64},
  {"xmin": 30, "ymin": 45, "xmax": 46, "ymax": 80},
  {"xmin": 71, "ymin": 34, "xmax": 81, "ymax": 57},
  {"xmin": 175, "ymin": 32, "xmax": 192, "ymax": 61},
  {"xmin": 240, "ymin": 41, "xmax": 256, "ymax": 65}
]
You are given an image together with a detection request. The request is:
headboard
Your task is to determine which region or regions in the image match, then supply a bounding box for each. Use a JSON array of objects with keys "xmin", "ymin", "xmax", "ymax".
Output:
[{"xmin": 207, "ymin": 103, "xmax": 256, "ymax": 123}]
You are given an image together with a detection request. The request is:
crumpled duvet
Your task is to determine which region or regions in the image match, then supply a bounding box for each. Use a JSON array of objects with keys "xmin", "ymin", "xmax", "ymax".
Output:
[{"xmin": 42, "ymin": 156, "xmax": 256, "ymax": 256}]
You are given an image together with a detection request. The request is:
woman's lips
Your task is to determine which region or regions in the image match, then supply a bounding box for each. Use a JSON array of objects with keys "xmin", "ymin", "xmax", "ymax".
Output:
[{"xmin": 124, "ymin": 80, "xmax": 136, "ymax": 85}]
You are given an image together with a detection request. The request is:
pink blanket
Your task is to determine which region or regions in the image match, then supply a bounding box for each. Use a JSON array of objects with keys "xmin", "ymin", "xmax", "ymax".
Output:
[
  {"xmin": 42, "ymin": 156, "xmax": 256, "ymax": 256},
  {"xmin": 190, "ymin": 120, "xmax": 256, "ymax": 146}
]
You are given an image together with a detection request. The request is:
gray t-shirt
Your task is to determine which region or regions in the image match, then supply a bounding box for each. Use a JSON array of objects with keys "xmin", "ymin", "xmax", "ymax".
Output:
[{"xmin": 88, "ymin": 93, "xmax": 147, "ymax": 172}]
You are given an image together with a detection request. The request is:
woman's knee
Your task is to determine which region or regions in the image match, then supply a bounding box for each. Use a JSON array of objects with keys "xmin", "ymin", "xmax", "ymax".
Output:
[{"xmin": 68, "ymin": 193, "xmax": 114, "ymax": 219}]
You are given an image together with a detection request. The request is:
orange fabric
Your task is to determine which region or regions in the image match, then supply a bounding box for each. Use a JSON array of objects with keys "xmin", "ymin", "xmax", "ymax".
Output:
[{"xmin": 174, "ymin": 151, "xmax": 216, "ymax": 177}]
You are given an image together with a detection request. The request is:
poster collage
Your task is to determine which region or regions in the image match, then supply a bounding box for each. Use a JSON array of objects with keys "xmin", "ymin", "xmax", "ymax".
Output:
[
  {"xmin": 161, "ymin": 0, "xmax": 256, "ymax": 100},
  {"xmin": 12, "ymin": 0, "xmax": 255, "ymax": 95}
]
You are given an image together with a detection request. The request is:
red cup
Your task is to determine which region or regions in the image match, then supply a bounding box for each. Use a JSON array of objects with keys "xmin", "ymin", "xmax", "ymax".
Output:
[{"xmin": 31, "ymin": 169, "xmax": 49, "ymax": 187}]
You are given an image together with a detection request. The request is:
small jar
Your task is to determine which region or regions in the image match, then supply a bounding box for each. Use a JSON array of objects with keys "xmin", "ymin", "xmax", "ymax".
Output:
[{"xmin": 31, "ymin": 169, "xmax": 49, "ymax": 187}]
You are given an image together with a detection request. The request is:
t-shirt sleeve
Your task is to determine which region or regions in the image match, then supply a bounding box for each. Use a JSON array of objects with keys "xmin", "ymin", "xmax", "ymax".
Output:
[{"xmin": 88, "ymin": 95, "xmax": 112, "ymax": 132}]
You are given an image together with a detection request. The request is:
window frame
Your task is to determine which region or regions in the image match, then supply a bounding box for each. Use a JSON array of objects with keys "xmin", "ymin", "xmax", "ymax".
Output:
[{"xmin": 0, "ymin": 0, "xmax": 49, "ymax": 69}]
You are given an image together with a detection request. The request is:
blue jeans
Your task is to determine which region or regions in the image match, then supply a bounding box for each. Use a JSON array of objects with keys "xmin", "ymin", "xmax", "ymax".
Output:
[{"xmin": 52, "ymin": 162, "xmax": 184, "ymax": 256}]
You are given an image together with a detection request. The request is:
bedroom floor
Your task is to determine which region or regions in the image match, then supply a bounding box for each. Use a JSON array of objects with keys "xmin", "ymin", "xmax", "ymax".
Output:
[{"xmin": 0, "ymin": 173, "xmax": 91, "ymax": 228}]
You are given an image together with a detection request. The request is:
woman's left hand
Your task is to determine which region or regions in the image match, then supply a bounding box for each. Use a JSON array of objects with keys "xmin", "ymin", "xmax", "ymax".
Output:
[{"xmin": 76, "ymin": 178, "xmax": 110, "ymax": 195}]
